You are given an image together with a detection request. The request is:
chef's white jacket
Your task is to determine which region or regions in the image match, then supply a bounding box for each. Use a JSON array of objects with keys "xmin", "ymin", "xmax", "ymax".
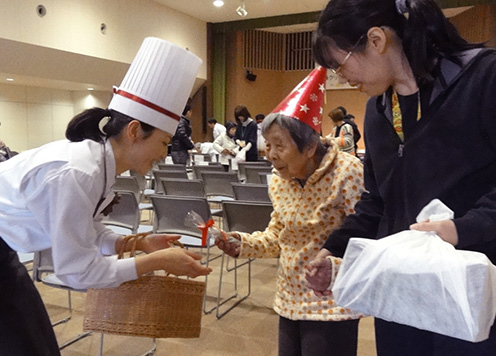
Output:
[{"xmin": 0, "ymin": 139, "xmax": 137, "ymax": 289}]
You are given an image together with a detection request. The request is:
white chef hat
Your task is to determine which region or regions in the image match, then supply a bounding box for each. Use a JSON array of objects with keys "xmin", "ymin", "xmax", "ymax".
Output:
[{"xmin": 108, "ymin": 37, "xmax": 202, "ymax": 135}]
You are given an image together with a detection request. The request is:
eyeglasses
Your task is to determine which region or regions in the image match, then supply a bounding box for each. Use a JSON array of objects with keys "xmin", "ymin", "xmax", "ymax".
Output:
[{"xmin": 329, "ymin": 35, "xmax": 365, "ymax": 76}]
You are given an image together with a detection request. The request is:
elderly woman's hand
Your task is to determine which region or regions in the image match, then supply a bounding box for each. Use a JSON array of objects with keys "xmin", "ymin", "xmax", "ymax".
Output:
[
  {"xmin": 305, "ymin": 249, "xmax": 334, "ymax": 297},
  {"xmin": 138, "ymin": 234, "xmax": 181, "ymax": 253},
  {"xmin": 215, "ymin": 232, "xmax": 241, "ymax": 257}
]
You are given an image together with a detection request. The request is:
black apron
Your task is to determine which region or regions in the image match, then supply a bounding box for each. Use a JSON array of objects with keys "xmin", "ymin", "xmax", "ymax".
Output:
[{"xmin": 0, "ymin": 238, "xmax": 60, "ymax": 356}]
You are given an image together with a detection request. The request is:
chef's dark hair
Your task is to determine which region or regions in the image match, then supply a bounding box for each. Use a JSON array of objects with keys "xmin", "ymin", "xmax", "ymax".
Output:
[{"xmin": 65, "ymin": 107, "xmax": 155, "ymax": 143}]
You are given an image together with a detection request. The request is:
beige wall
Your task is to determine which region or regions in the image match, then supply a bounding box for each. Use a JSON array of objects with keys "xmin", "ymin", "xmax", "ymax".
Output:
[
  {"xmin": 0, "ymin": 84, "xmax": 111, "ymax": 152},
  {"xmin": 0, "ymin": 0, "xmax": 208, "ymax": 151},
  {"xmin": 224, "ymin": 31, "xmax": 370, "ymax": 149},
  {"xmin": 0, "ymin": 0, "xmax": 207, "ymax": 78}
]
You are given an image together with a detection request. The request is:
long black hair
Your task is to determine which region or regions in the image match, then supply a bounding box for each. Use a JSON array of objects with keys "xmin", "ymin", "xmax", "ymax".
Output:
[
  {"xmin": 313, "ymin": 0, "xmax": 483, "ymax": 85},
  {"xmin": 65, "ymin": 108, "xmax": 155, "ymax": 143}
]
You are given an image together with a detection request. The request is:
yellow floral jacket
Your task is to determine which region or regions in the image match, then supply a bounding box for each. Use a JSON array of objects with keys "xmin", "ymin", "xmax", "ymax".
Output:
[{"xmin": 238, "ymin": 138, "xmax": 365, "ymax": 321}]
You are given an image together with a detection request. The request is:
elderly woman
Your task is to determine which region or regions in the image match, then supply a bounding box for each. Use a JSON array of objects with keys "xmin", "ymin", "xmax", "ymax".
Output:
[{"xmin": 216, "ymin": 68, "xmax": 365, "ymax": 356}]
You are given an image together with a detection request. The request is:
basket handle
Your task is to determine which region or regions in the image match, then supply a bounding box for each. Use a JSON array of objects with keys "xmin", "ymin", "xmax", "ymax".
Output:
[{"xmin": 117, "ymin": 232, "xmax": 150, "ymax": 259}]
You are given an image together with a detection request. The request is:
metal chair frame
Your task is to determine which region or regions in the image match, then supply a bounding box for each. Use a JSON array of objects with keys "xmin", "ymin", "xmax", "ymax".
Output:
[
  {"xmin": 217, "ymin": 200, "xmax": 274, "ymax": 318},
  {"xmin": 150, "ymin": 195, "xmax": 238, "ymax": 315}
]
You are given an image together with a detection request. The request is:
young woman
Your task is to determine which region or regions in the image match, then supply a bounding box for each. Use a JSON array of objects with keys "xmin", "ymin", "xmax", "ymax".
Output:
[
  {"xmin": 0, "ymin": 38, "xmax": 211, "ymax": 355},
  {"xmin": 233, "ymin": 105, "xmax": 258, "ymax": 161},
  {"xmin": 306, "ymin": 0, "xmax": 496, "ymax": 355}
]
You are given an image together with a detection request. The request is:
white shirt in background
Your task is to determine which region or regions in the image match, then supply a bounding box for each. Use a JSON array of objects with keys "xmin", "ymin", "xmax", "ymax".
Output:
[{"xmin": 213, "ymin": 122, "xmax": 226, "ymax": 140}]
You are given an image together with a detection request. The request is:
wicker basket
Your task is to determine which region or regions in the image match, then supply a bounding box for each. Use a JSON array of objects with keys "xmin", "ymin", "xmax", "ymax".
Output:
[{"xmin": 83, "ymin": 234, "xmax": 206, "ymax": 338}]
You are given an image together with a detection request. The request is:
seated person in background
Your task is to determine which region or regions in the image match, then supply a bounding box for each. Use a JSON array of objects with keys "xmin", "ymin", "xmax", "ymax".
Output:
[
  {"xmin": 215, "ymin": 67, "xmax": 365, "ymax": 356},
  {"xmin": 326, "ymin": 107, "xmax": 355, "ymax": 155},
  {"xmin": 212, "ymin": 121, "xmax": 238, "ymax": 171},
  {"xmin": 207, "ymin": 118, "xmax": 226, "ymax": 141}
]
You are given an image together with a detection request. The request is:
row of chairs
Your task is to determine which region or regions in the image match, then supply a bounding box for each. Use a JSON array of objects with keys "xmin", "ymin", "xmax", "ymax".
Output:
[
  {"xmin": 150, "ymin": 195, "xmax": 273, "ymax": 318},
  {"xmin": 31, "ymin": 194, "xmax": 273, "ymax": 353},
  {"xmin": 116, "ymin": 173, "xmax": 271, "ymax": 204},
  {"xmin": 153, "ymin": 160, "xmax": 273, "ymax": 184}
]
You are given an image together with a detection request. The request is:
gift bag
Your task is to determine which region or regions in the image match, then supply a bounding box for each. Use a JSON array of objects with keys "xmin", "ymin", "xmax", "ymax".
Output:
[
  {"xmin": 332, "ymin": 200, "xmax": 496, "ymax": 342},
  {"xmin": 231, "ymin": 142, "xmax": 252, "ymax": 171}
]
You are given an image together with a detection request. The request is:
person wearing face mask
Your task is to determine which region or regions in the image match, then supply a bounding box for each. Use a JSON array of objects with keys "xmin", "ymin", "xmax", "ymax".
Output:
[
  {"xmin": 0, "ymin": 38, "xmax": 211, "ymax": 356},
  {"xmin": 212, "ymin": 121, "xmax": 238, "ymax": 171},
  {"xmin": 233, "ymin": 105, "xmax": 258, "ymax": 161},
  {"xmin": 216, "ymin": 67, "xmax": 365, "ymax": 356},
  {"xmin": 305, "ymin": 0, "xmax": 496, "ymax": 355}
]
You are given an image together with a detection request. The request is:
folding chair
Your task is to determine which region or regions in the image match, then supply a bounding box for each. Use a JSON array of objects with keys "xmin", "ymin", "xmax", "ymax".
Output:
[
  {"xmin": 151, "ymin": 195, "xmax": 235, "ymax": 314},
  {"xmin": 192, "ymin": 153, "xmax": 212, "ymax": 164},
  {"xmin": 161, "ymin": 178, "xmax": 222, "ymax": 217},
  {"xmin": 157, "ymin": 163, "xmax": 187, "ymax": 171},
  {"xmin": 18, "ymin": 252, "xmax": 34, "ymax": 271},
  {"xmin": 101, "ymin": 190, "xmax": 153, "ymax": 235},
  {"xmin": 32, "ymin": 249, "xmax": 92, "ymax": 350},
  {"xmin": 217, "ymin": 200, "xmax": 274, "ymax": 318},
  {"xmin": 114, "ymin": 176, "xmax": 152, "ymax": 211},
  {"xmin": 192, "ymin": 164, "xmax": 225, "ymax": 180},
  {"xmin": 129, "ymin": 169, "xmax": 154, "ymax": 196},
  {"xmin": 259, "ymin": 172, "xmax": 273, "ymax": 185},
  {"xmin": 152, "ymin": 170, "xmax": 189, "ymax": 193},
  {"xmin": 232, "ymin": 182, "xmax": 271, "ymax": 202},
  {"xmin": 34, "ymin": 249, "xmax": 157, "ymax": 355},
  {"xmin": 244, "ymin": 166, "xmax": 273, "ymax": 184},
  {"xmin": 236, "ymin": 161, "xmax": 272, "ymax": 182},
  {"xmin": 201, "ymin": 171, "xmax": 238, "ymax": 203}
]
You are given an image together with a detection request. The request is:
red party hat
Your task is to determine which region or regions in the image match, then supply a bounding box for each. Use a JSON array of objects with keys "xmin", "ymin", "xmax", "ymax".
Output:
[{"xmin": 271, "ymin": 66, "xmax": 327, "ymax": 132}]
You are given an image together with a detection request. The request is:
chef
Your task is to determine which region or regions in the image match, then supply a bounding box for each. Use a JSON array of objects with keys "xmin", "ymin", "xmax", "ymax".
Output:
[{"xmin": 0, "ymin": 37, "xmax": 211, "ymax": 355}]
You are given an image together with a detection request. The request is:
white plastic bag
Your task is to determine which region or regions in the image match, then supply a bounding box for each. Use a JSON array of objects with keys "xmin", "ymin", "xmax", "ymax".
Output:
[
  {"xmin": 332, "ymin": 200, "xmax": 496, "ymax": 342},
  {"xmin": 231, "ymin": 142, "xmax": 252, "ymax": 171}
]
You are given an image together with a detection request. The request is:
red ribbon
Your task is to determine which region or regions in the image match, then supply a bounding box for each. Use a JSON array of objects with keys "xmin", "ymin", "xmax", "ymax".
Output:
[
  {"xmin": 197, "ymin": 219, "xmax": 214, "ymax": 246},
  {"xmin": 113, "ymin": 89, "xmax": 180, "ymax": 122}
]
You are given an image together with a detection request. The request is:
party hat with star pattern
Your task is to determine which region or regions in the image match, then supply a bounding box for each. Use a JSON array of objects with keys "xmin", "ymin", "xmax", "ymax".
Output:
[{"xmin": 270, "ymin": 66, "xmax": 327, "ymax": 132}]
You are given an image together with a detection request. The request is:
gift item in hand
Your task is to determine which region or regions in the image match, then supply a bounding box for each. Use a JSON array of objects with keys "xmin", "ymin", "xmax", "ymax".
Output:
[{"xmin": 332, "ymin": 230, "xmax": 496, "ymax": 342}]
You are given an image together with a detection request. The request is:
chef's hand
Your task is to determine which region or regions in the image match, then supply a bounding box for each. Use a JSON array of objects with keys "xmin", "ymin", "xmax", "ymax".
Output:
[
  {"xmin": 410, "ymin": 219, "xmax": 458, "ymax": 246},
  {"xmin": 138, "ymin": 233, "xmax": 181, "ymax": 253},
  {"xmin": 305, "ymin": 249, "xmax": 333, "ymax": 297},
  {"xmin": 136, "ymin": 248, "xmax": 211, "ymax": 278},
  {"xmin": 215, "ymin": 232, "xmax": 241, "ymax": 257}
]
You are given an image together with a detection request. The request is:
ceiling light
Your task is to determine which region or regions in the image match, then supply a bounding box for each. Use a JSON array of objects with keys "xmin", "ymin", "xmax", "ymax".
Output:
[
  {"xmin": 87, "ymin": 87, "xmax": 94, "ymax": 91},
  {"xmin": 213, "ymin": 0, "xmax": 224, "ymax": 7},
  {"xmin": 6, "ymin": 78, "xmax": 14, "ymax": 82},
  {"xmin": 236, "ymin": 2, "xmax": 248, "ymax": 17}
]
